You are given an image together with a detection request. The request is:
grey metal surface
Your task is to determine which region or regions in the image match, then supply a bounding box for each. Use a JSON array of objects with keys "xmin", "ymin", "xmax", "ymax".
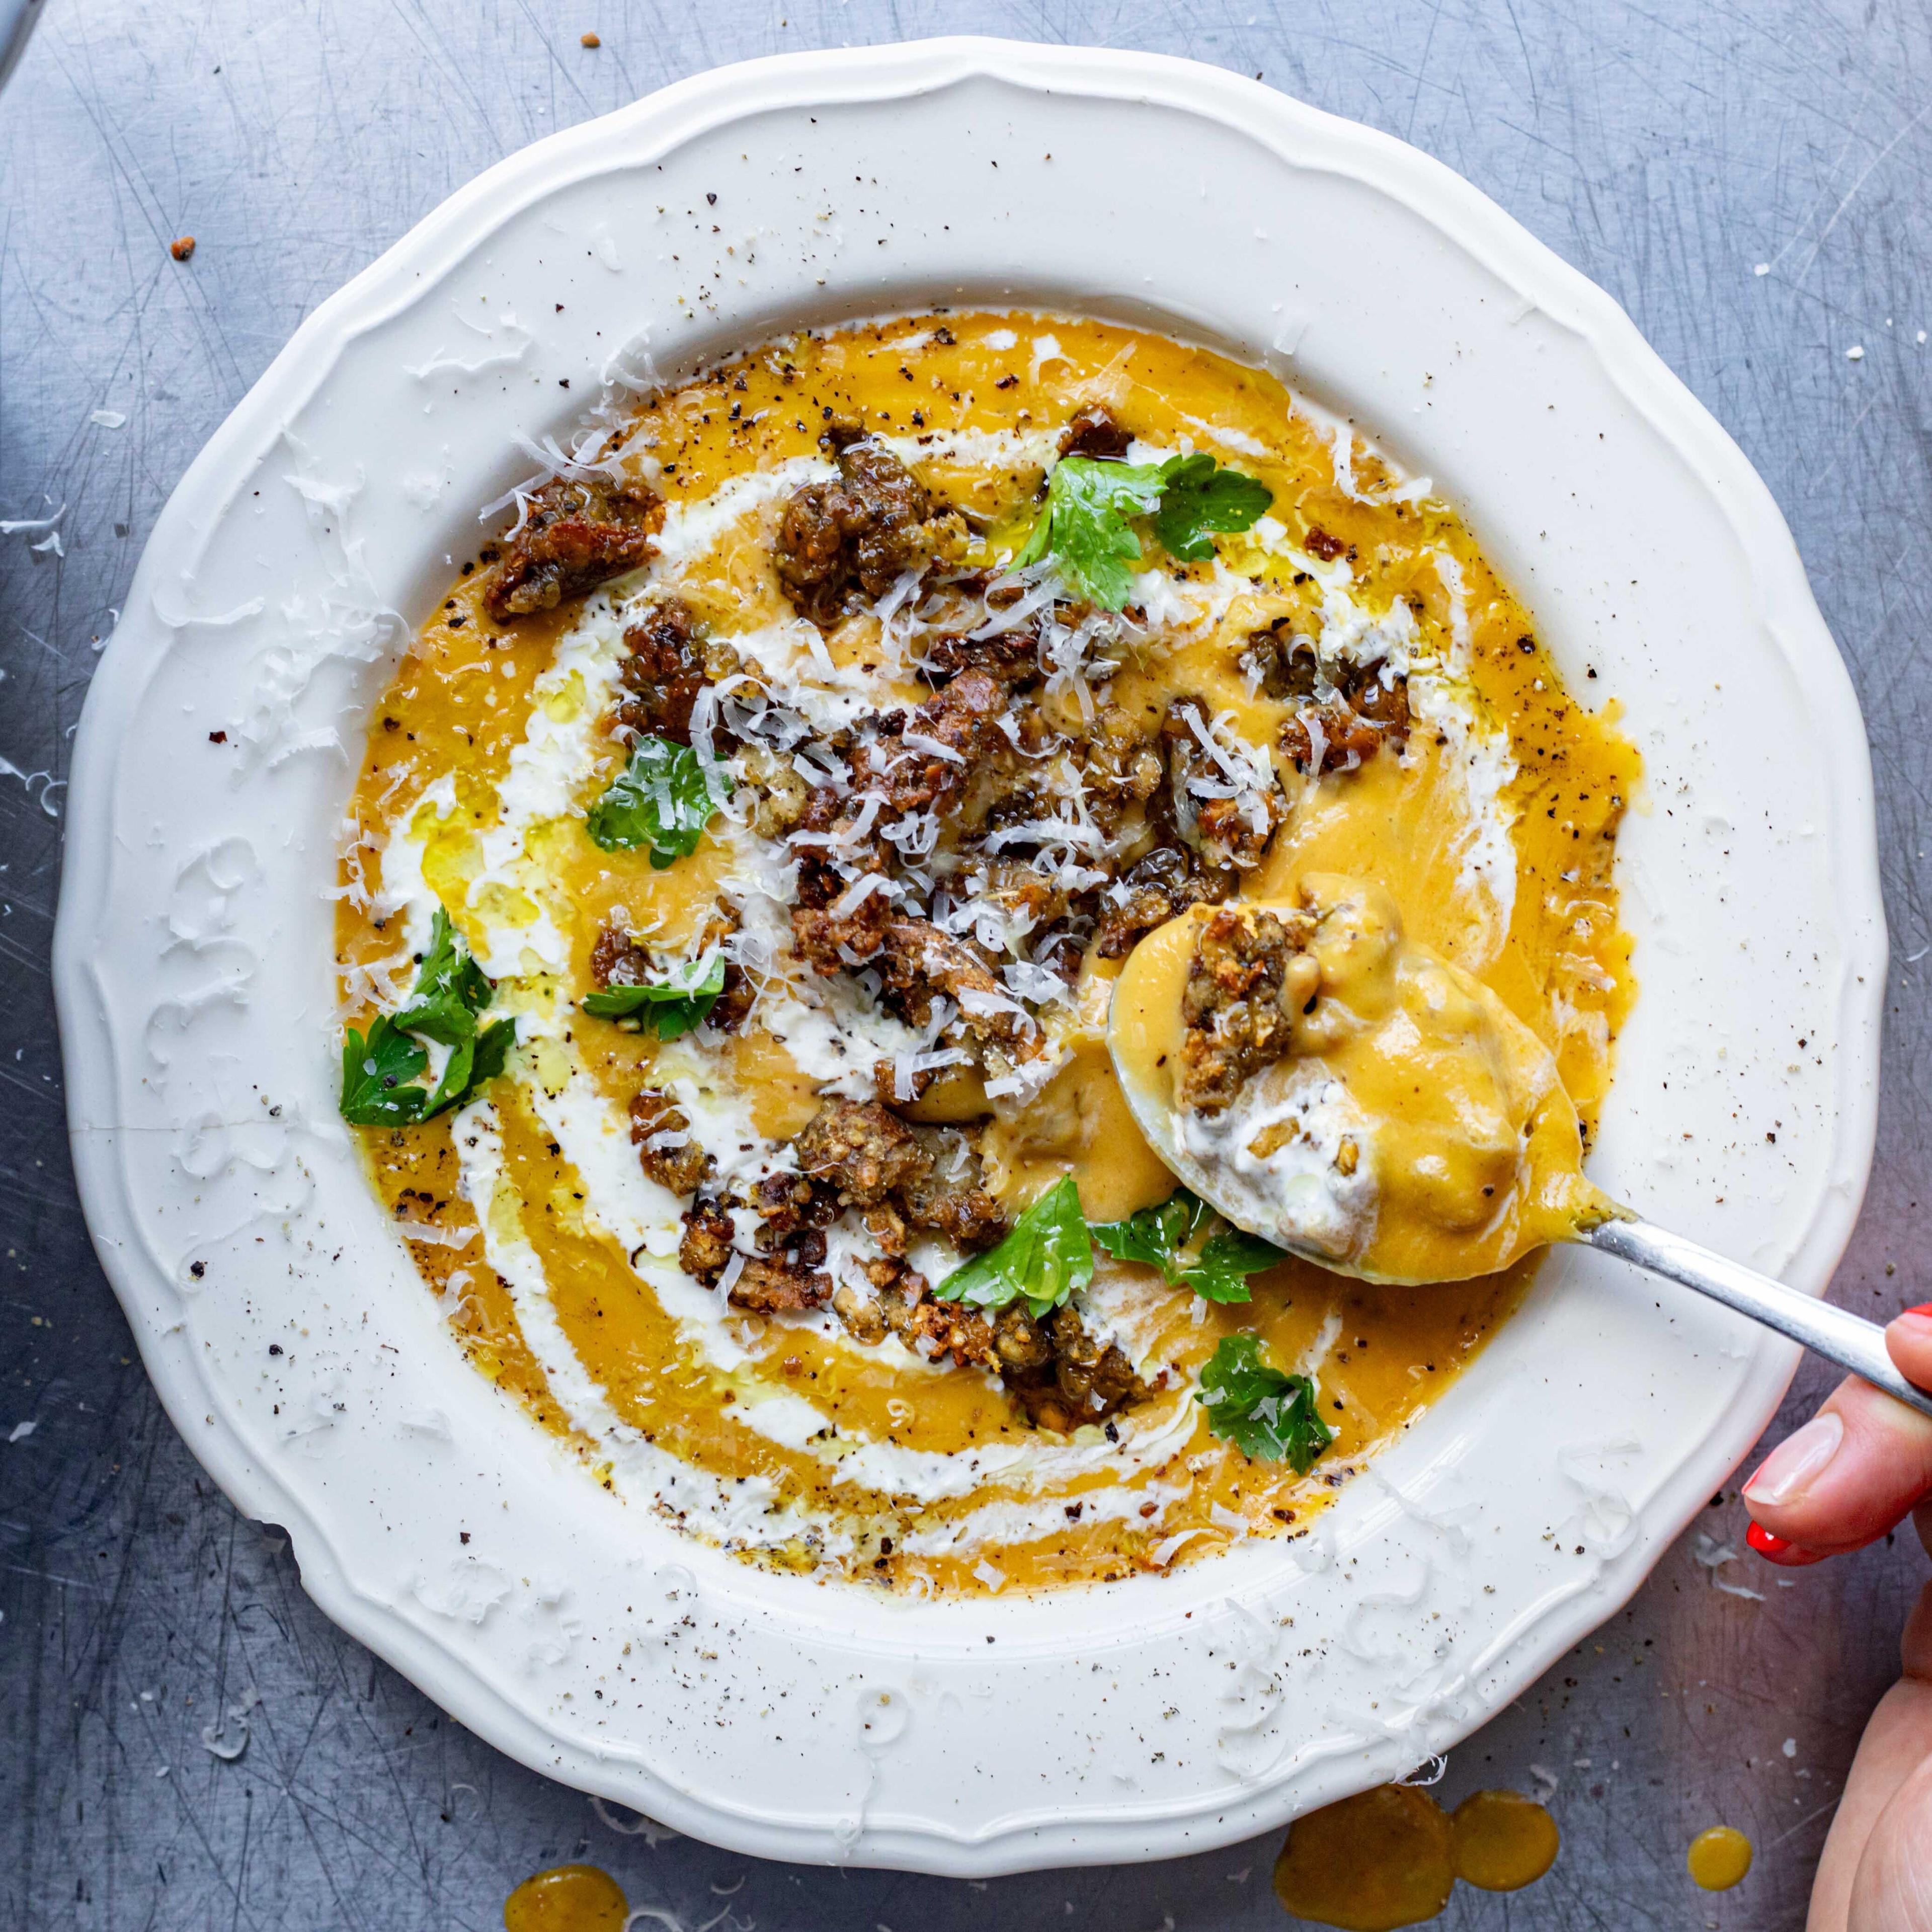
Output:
[{"xmin": 2, "ymin": 1, "xmax": 1927, "ymax": 1925}]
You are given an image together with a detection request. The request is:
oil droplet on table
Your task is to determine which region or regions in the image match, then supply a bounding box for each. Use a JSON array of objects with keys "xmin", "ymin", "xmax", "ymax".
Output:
[
  {"xmin": 1687, "ymin": 1825, "xmax": 1753, "ymax": 1891},
  {"xmin": 1273, "ymin": 1784, "xmax": 1563, "ymax": 1927},
  {"xmin": 504, "ymin": 1863, "xmax": 629, "ymax": 1932},
  {"xmin": 1273, "ymin": 1785, "xmax": 1456, "ymax": 1931},
  {"xmin": 1451, "ymin": 1789, "xmax": 1561, "ymax": 1892}
]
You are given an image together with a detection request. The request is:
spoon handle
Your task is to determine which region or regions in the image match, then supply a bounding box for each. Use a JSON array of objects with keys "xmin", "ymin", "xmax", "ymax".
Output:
[{"xmin": 1583, "ymin": 1217, "xmax": 1932, "ymax": 1422}]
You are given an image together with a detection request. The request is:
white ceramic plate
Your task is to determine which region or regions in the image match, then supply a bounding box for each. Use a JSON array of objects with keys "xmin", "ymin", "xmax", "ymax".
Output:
[{"xmin": 54, "ymin": 39, "xmax": 1883, "ymax": 1873}]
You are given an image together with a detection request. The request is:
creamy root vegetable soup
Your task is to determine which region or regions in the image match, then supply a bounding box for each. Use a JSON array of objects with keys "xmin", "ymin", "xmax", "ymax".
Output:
[{"xmin": 336, "ymin": 314, "xmax": 1637, "ymax": 1595}]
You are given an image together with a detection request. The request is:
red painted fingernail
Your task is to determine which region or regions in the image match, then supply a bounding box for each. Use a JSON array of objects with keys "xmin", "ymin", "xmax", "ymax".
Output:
[
  {"xmin": 1904, "ymin": 1303, "xmax": 1932, "ymax": 1318},
  {"xmin": 1745, "ymin": 1521, "xmax": 1827, "ymax": 1564}
]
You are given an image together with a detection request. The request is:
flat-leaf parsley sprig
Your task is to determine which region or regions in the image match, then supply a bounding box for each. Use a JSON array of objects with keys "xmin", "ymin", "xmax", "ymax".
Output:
[
  {"xmin": 581, "ymin": 949, "xmax": 727, "ymax": 1039},
  {"xmin": 1151, "ymin": 451, "xmax": 1274, "ymax": 561},
  {"xmin": 933, "ymin": 1174, "xmax": 1093, "ymax": 1322},
  {"xmin": 932, "ymin": 1178, "xmax": 1291, "ymax": 1322},
  {"xmin": 1014, "ymin": 457, "xmax": 1165, "ymax": 611},
  {"xmin": 929, "ymin": 1177, "xmax": 1334, "ymax": 1470},
  {"xmin": 585, "ymin": 734, "xmax": 730, "ymax": 868},
  {"xmin": 1194, "ymin": 1333, "xmax": 1335, "ymax": 1472},
  {"xmin": 340, "ymin": 909, "xmax": 518, "ymax": 1126},
  {"xmin": 1091, "ymin": 1187, "xmax": 1290, "ymax": 1304},
  {"xmin": 391, "ymin": 905, "xmax": 493, "ymax": 1044},
  {"xmin": 1014, "ymin": 450, "xmax": 1273, "ymax": 609}
]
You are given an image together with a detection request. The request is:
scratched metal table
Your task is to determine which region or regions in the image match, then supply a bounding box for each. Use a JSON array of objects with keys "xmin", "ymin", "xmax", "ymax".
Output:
[{"xmin": 3, "ymin": 3, "xmax": 1928, "ymax": 1926}]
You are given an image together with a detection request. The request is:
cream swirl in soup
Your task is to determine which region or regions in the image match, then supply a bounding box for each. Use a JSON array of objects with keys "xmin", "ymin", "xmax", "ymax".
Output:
[{"xmin": 335, "ymin": 314, "xmax": 1637, "ymax": 1594}]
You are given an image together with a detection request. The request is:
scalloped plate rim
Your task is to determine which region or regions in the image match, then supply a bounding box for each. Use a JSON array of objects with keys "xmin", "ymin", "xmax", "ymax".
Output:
[{"xmin": 52, "ymin": 36, "xmax": 1883, "ymax": 1874}]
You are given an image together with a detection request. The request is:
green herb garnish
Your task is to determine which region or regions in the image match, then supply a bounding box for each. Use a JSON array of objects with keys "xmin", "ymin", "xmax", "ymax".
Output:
[
  {"xmin": 934, "ymin": 1173, "xmax": 1093, "ymax": 1322},
  {"xmin": 425, "ymin": 1016, "xmax": 519, "ymax": 1115},
  {"xmin": 1151, "ymin": 451, "xmax": 1275, "ymax": 562},
  {"xmin": 1015, "ymin": 456, "xmax": 1166, "ymax": 610},
  {"xmin": 586, "ymin": 735, "xmax": 728, "ymax": 867},
  {"xmin": 1092, "ymin": 1188, "xmax": 1211, "ymax": 1273},
  {"xmin": 339, "ymin": 911, "xmax": 516, "ymax": 1126},
  {"xmin": 1013, "ymin": 452, "xmax": 1272, "ymax": 608},
  {"xmin": 1091, "ymin": 1188, "xmax": 1289, "ymax": 1304},
  {"xmin": 582, "ymin": 951, "xmax": 727, "ymax": 1038},
  {"xmin": 340, "ymin": 1015, "xmax": 432, "ymax": 1126},
  {"xmin": 930, "ymin": 1177, "xmax": 1288, "ymax": 1326},
  {"xmin": 393, "ymin": 907, "xmax": 493, "ymax": 1044},
  {"xmin": 1186, "ymin": 1228, "xmax": 1294, "ymax": 1304},
  {"xmin": 1195, "ymin": 1334, "xmax": 1335, "ymax": 1471}
]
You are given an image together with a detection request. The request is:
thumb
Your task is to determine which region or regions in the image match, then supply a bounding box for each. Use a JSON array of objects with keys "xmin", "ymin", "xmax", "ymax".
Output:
[
  {"xmin": 1809, "ymin": 1576, "xmax": 1932, "ymax": 1932},
  {"xmin": 1843, "ymin": 1753, "xmax": 1932, "ymax": 1932}
]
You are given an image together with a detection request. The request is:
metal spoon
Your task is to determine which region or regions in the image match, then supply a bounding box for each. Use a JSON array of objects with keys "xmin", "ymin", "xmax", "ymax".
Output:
[{"xmin": 1106, "ymin": 922, "xmax": 1932, "ymax": 1422}]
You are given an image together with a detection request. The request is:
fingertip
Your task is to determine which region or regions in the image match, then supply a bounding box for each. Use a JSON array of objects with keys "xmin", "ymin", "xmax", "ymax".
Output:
[
  {"xmin": 1888, "ymin": 1308, "xmax": 1932, "ymax": 1391},
  {"xmin": 1741, "ymin": 1377, "xmax": 1932, "ymax": 1561},
  {"xmin": 1745, "ymin": 1519, "xmax": 1829, "ymax": 1566}
]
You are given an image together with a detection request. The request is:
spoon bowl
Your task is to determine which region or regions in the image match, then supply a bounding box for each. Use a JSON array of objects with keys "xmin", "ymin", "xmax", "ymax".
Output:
[{"xmin": 1107, "ymin": 891, "xmax": 1932, "ymax": 1420}]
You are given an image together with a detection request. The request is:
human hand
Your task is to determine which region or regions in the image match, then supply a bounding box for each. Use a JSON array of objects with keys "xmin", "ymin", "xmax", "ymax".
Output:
[{"xmin": 1741, "ymin": 1307, "xmax": 1932, "ymax": 1931}]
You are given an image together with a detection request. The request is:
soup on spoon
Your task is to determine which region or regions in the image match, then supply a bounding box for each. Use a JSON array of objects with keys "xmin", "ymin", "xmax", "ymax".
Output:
[
  {"xmin": 1110, "ymin": 879, "xmax": 1932, "ymax": 1422},
  {"xmin": 1108, "ymin": 871, "xmax": 1620, "ymax": 1285}
]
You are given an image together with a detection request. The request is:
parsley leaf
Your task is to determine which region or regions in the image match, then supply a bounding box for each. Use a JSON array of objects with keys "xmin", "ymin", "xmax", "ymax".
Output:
[
  {"xmin": 1152, "ymin": 452, "xmax": 1274, "ymax": 561},
  {"xmin": 1013, "ymin": 450, "xmax": 1272, "ymax": 607},
  {"xmin": 423, "ymin": 1016, "xmax": 518, "ymax": 1117},
  {"xmin": 582, "ymin": 952, "xmax": 727, "ymax": 1039},
  {"xmin": 1195, "ymin": 1334, "xmax": 1335, "ymax": 1471},
  {"xmin": 393, "ymin": 908, "xmax": 493, "ymax": 1044},
  {"xmin": 934, "ymin": 1173, "xmax": 1093, "ymax": 1321},
  {"xmin": 465, "ymin": 1015, "xmax": 519, "ymax": 1089},
  {"xmin": 1092, "ymin": 1189, "xmax": 1213, "ymax": 1274},
  {"xmin": 1185, "ymin": 1229, "xmax": 1292, "ymax": 1305},
  {"xmin": 340, "ymin": 1016, "xmax": 430, "ymax": 1126},
  {"xmin": 586, "ymin": 735, "xmax": 729, "ymax": 867},
  {"xmin": 339, "ymin": 912, "xmax": 517, "ymax": 1126},
  {"xmin": 1015, "ymin": 456, "xmax": 1165, "ymax": 610},
  {"xmin": 1091, "ymin": 1188, "xmax": 1287, "ymax": 1303}
]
